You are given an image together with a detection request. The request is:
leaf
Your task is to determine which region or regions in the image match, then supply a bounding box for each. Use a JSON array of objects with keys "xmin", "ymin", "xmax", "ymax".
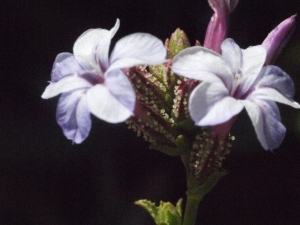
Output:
[{"xmin": 135, "ymin": 199, "xmax": 183, "ymax": 225}]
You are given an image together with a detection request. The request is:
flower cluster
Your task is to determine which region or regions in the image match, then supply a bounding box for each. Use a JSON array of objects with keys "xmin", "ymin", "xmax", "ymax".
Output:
[
  {"xmin": 42, "ymin": 1, "xmax": 298, "ymax": 157},
  {"xmin": 41, "ymin": 1, "xmax": 299, "ymax": 224}
]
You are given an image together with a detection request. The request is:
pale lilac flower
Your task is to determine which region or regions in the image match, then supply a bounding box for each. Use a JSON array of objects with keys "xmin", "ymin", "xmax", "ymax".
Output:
[
  {"xmin": 42, "ymin": 19, "xmax": 166, "ymax": 143},
  {"xmin": 172, "ymin": 38, "xmax": 300, "ymax": 150}
]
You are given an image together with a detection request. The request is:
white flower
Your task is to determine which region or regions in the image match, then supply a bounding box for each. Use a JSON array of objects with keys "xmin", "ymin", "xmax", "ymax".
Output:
[
  {"xmin": 42, "ymin": 19, "xmax": 166, "ymax": 143},
  {"xmin": 172, "ymin": 38, "xmax": 300, "ymax": 150}
]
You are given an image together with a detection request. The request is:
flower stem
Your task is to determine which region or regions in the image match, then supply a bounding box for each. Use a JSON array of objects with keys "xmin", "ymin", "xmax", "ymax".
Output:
[
  {"xmin": 181, "ymin": 163, "xmax": 227, "ymax": 225},
  {"xmin": 182, "ymin": 195, "xmax": 202, "ymax": 225}
]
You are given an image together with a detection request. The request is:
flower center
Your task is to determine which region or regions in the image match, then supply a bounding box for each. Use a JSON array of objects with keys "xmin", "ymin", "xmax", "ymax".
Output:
[
  {"xmin": 81, "ymin": 72, "xmax": 104, "ymax": 85},
  {"xmin": 229, "ymin": 69, "xmax": 242, "ymax": 97}
]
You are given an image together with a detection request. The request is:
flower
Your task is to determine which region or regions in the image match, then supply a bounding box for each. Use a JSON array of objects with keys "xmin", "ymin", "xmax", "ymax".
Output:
[
  {"xmin": 42, "ymin": 19, "xmax": 166, "ymax": 144},
  {"xmin": 171, "ymin": 38, "xmax": 300, "ymax": 150}
]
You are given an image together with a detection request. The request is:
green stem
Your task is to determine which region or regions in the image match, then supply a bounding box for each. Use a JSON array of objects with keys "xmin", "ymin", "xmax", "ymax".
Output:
[{"xmin": 182, "ymin": 196, "xmax": 202, "ymax": 225}]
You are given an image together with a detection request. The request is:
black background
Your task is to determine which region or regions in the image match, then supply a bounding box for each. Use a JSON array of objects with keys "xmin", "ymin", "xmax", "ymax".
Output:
[{"xmin": 1, "ymin": 0, "xmax": 300, "ymax": 224}]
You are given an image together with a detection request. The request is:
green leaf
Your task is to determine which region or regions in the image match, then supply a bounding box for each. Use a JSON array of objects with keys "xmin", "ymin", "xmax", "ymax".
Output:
[{"xmin": 135, "ymin": 199, "xmax": 183, "ymax": 225}]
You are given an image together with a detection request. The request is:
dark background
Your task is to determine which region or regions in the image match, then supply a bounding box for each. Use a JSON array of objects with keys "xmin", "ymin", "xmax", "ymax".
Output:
[{"xmin": 1, "ymin": 0, "xmax": 300, "ymax": 224}]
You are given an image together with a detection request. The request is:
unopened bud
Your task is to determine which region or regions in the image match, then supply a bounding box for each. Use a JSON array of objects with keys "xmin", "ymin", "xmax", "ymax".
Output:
[
  {"xmin": 204, "ymin": 0, "xmax": 239, "ymax": 53},
  {"xmin": 165, "ymin": 28, "xmax": 191, "ymax": 59},
  {"xmin": 262, "ymin": 15, "xmax": 296, "ymax": 65}
]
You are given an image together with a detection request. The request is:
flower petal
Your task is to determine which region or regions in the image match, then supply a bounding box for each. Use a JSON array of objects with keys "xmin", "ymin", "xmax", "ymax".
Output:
[
  {"xmin": 242, "ymin": 45, "xmax": 266, "ymax": 78},
  {"xmin": 255, "ymin": 65, "xmax": 295, "ymax": 100},
  {"xmin": 73, "ymin": 19, "xmax": 120, "ymax": 71},
  {"xmin": 172, "ymin": 46, "xmax": 232, "ymax": 89},
  {"xmin": 51, "ymin": 53, "xmax": 83, "ymax": 82},
  {"xmin": 189, "ymin": 82, "xmax": 243, "ymax": 126},
  {"xmin": 221, "ymin": 38, "xmax": 242, "ymax": 76},
  {"xmin": 56, "ymin": 90, "xmax": 92, "ymax": 144},
  {"xmin": 108, "ymin": 33, "xmax": 166, "ymax": 71},
  {"xmin": 243, "ymin": 99, "xmax": 286, "ymax": 150},
  {"xmin": 104, "ymin": 69, "xmax": 136, "ymax": 113},
  {"xmin": 235, "ymin": 45, "xmax": 267, "ymax": 95},
  {"xmin": 109, "ymin": 18, "xmax": 120, "ymax": 38},
  {"xmin": 249, "ymin": 87, "xmax": 300, "ymax": 109},
  {"xmin": 41, "ymin": 76, "xmax": 92, "ymax": 99},
  {"xmin": 86, "ymin": 71, "xmax": 135, "ymax": 123}
]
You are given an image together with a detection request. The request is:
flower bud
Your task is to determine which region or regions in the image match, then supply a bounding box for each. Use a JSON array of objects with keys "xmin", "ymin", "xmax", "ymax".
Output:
[
  {"xmin": 262, "ymin": 15, "xmax": 296, "ymax": 65},
  {"xmin": 165, "ymin": 28, "xmax": 191, "ymax": 59},
  {"xmin": 204, "ymin": 0, "xmax": 239, "ymax": 53}
]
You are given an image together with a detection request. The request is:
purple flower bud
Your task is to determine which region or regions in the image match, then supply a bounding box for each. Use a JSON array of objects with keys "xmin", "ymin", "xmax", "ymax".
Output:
[
  {"xmin": 203, "ymin": 0, "xmax": 239, "ymax": 53},
  {"xmin": 262, "ymin": 15, "xmax": 296, "ymax": 65}
]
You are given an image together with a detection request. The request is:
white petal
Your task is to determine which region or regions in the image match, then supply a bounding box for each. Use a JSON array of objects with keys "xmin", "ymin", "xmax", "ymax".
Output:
[
  {"xmin": 108, "ymin": 33, "xmax": 166, "ymax": 71},
  {"xmin": 172, "ymin": 46, "xmax": 232, "ymax": 89},
  {"xmin": 41, "ymin": 76, "xmax": 92, "ymax": 99},
  {"xmin": 54, "ymin": 52, "xmax": 73, "ymax": 63},
  {"xmin": 189, "ymin": 82, "xmax": 243, "ymax": 126},
  {"xmin": 56, "ymin": 90, "xmax": 92, "ymax": 144},
  {"xmin": 243, "ymin": 99, "xmax": 286, "ymax": 150},
  {"xmin": 221, "ymin": 38, "xmax": 242, "ymax": 76},
  {"xmin": 249, "ymin": 88, "xmax": 300, "ymax": 108},
  {"xmin": 232, "ymin": 45, "xmax": 266, "ymax": 95},
  {"xmin": 86, "ymin": 77, "xmax": 135, "ymax": 123},
  {"xmin": 240, "ymin": 45, "xmax": 267, "ymax": 93},
  {"xmin": 255, "ymin": 66, "xmax": 295, "ymax": 100},
  {"xmin": 51, "ymin": 53, "xmax": 82, "ymax": 82},
  {"xmin": 104, "ymin": 69, "xmax": 136, "ymax": 112},
  {"xmin": 73, "ymin": 19, "xmax": 120, "ymax": 71},
  {"xmin": 242, "ymin": 45, "xmax": 266, "ymax": 77},
  {"xmin": 198, "ymin": 96, "xmax": 244, "ymax": 126},
  {"xmin": 109, "ymin": 18, "xmax": 120, "ymax": 38}
]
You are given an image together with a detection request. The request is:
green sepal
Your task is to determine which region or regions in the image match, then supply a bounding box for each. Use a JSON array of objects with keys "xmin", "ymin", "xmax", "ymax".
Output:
[
  {"xmin": 135, "ymin": 199, "xmax": 183, "ymax": 225},
  {"xmin": 166, "ymin": 28, "xmax": 191, "ymax": 59}
]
